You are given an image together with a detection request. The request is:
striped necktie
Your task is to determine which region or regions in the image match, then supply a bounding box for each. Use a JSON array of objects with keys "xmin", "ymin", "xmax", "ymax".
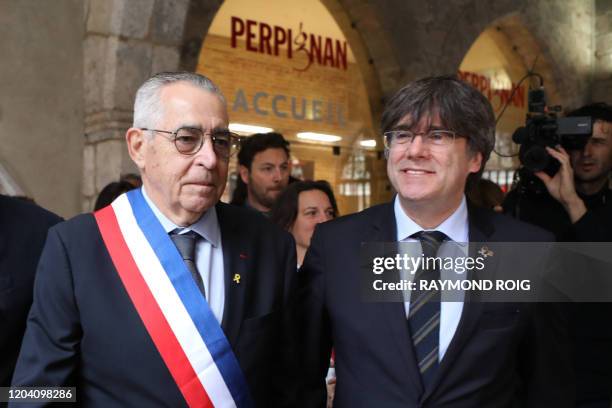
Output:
[
  {"xmin": 170, "ymin": 230, "xmax": 206, "ymax": 298},
  {"xmin": 408, "ymin": 230, "xmax": 447, "ymax": 390}
]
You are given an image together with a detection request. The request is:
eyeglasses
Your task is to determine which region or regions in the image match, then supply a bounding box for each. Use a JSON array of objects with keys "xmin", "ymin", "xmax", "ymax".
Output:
[
  {"xmin": 141, "ymin": 127, "xmax": 241, "ymax": 158},
  {"xmin": 383, "ymin": 129, "xmax": 460, "ymax": 149}
]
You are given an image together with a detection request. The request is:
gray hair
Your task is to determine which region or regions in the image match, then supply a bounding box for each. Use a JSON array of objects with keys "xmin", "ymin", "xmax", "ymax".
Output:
[
  {"xmin": 381, "ymin": 75, "xmax": 496, "ymax": 185},
  {"xmin": 133, "ymin": 71, "xmax": 226, "ymax": 130}
]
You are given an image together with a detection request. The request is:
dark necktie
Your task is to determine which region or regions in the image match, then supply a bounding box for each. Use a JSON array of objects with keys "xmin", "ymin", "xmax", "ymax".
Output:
[
  {"xmin": 170, "ymin": 230, "xmax": 206, "ymax": 298},
  {"xmin": 408, "ymin": 230, "xmax": 447, "ymax": 390}
]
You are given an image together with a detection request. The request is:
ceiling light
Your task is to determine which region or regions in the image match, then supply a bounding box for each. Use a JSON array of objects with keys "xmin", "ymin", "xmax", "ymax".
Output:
[
  {"xmin": 229, "ymin": 123, "xmax": 274, "ymax": 134},
  {"xmin": 296, "ymin": 132, "xmax": 342, "ymax": 142},
  {"xmin": 360, "ymin": 139, "xmax": 377, "ymax": 148}
]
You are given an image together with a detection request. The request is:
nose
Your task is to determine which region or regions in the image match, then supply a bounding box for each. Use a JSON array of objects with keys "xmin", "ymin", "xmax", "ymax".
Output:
[
  {"xmin": 582, "ymin": 140, "xmax": 595, "ymax": 158},
  {"xmin": 272, "ymin": 167, "xmax": 282, "ymax": 182},
  {"xmin": 315, "ymin": 212, "xmax": 330, "ymax": 223},
  {"xmin": 405, "ymin": 134, "xmax": 429, "ymax": 158},
  {"xmin": 194, "ymin": 135, "xmax": 218, "ymax": 169}
]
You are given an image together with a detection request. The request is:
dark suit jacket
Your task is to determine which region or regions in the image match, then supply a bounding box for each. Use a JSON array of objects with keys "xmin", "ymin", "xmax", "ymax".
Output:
[
  {"xmin": 0, "ymin": 195, "xmax": 62, "ymax": 387},
  {"xmin": 298, "ymin": 200, "xmax": 574, "ymax": 408},
  {"xmin": 10, "ymin": 202, "xmax": 297, "ymax": 407}
]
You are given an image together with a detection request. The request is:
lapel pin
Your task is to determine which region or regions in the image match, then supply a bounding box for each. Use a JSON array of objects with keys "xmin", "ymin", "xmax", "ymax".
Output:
[
  {"xmin": 233, "ymin": 273, "xmax": 241, "ymax": 284},
  {"xmin": 239, "ymin": 253, "xmax": 248, "ymax": 259},
  {"xmin": 478, "ymin": 246, "xmax": 494, "ymax": 258}
]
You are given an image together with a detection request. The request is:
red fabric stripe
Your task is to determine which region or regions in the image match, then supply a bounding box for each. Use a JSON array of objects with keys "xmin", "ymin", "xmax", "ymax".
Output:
[{"xmin": 95, "ymin": 206, "xmax": 213, "ymax": 408}]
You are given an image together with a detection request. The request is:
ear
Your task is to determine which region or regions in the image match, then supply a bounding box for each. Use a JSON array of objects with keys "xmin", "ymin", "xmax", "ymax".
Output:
[
  {"xmin": 468, "ymin": 151, "xmax": 483, "ymax": 174},
  {"xmin": 126, "ymin": 128, "xmax": 147, "ymax": 170},
  {"xmin": 239, "ymin": 165, "xmax": 250, "ymax": 184}
]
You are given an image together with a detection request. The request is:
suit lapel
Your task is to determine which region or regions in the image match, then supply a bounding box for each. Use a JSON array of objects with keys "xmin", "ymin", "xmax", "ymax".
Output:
[
  {"xmin": 217, "ymin": 203, "xmax": 249, "ymax": 347},
  {"xmin": 374, "ymin": 201, "xmax": 424, "ymax": 397},
  {"xmin": 422, "ymin": 204, "xmax": 495, "ymax": 401}
]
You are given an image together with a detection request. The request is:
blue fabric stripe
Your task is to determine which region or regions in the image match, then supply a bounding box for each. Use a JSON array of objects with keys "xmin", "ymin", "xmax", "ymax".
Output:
[{"xmin": 126, "ymin": 189, "xmax": 252, "ymax": 408}]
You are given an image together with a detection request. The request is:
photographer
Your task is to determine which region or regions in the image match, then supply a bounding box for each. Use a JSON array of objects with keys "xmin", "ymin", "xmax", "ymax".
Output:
[
  {"xmin": 503, "ymin": 103, "xmax": 612, "ymax": 241},
  {"xmin": 504, "ymin": 102, "xmax": 612, "ymax": 408}
]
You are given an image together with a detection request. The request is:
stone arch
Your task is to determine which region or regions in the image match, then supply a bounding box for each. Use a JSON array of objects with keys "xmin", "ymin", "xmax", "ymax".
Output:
[
  {"xmin": 84, "ymin": 0, "xmax": 399, "ymax": 207},
  {"xmin": 178, "ymin": 0, "xmax": 399, "ymax": 131},
  {"xmin": 433, "ymin": 0, "xmax": 593, "ymax": 110}
]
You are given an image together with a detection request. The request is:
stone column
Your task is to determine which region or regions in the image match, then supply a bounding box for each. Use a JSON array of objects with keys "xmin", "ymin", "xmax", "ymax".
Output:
[{"xmin": 82, "ymin": 0, "xmax": 188, "ymax": 210}]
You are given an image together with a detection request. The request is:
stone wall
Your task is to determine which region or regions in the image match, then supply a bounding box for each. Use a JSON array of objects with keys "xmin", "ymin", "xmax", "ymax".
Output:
[
  {"xmin": 82, "ymin": 0, "xmax": 192, "ymax": 210},
  {"xmin": 594, "ymin": 0, "xmax": 612, "ymax": 103},
  {"xmin": 0, "ymin": 0, "xmax": 603, "ymax": 215},
  {"xmin": 0, "ymin": 0, "xmax": 84, "ymax": 217}
]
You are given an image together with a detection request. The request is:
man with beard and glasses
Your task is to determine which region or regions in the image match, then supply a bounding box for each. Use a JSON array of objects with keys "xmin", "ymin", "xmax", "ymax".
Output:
[{"xmin": 231, "ymin": 132, "xmax": 291, "ymax": 216}]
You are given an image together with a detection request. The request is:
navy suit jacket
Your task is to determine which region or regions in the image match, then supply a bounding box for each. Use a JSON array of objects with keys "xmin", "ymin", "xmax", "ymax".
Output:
[
  {"xmin": 10, "ymin": 202, "xmax": 297, "ymax": 407},
  {"xmin": 0, "ymin": 195, "xmax": 62, "ymax": 387},
  {"xmin": 298, "ymin": 201, "xmax": 574, "ymax": 408}
]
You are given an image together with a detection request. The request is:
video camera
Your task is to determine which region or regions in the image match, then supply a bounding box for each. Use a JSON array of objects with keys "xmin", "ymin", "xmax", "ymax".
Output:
[{"xmin": 512, "ymin": 87, "xmax": 592, "ymax": 177}]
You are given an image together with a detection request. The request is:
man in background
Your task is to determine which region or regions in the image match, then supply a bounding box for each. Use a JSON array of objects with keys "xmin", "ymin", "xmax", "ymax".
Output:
[
  {"xmin": 503, "ymin": 103, "xmax": 612, "ymax": 241},
  {"xmin": 504, "ymin": 103, "xmax": 612, "ymax": 407},
  {"xmin": 231, "ymin": 132, "xmax": 290, "ymax": 216}
]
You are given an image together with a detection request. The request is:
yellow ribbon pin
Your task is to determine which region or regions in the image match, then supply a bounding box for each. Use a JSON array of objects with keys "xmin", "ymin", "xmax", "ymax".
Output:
[
  {"xmin": 233, "ymin": 273, "xmax": 241, "ymax": 284},
  {"xmin": 478, "ymin": 246, "xmax": 494, "ymax": 258}
]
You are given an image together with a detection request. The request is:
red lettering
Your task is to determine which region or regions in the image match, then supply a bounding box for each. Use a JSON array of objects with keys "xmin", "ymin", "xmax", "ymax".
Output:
[
  {"xmin": 515, "ymin": 85, "xmax": 525, "ymax": 108},
  {"xmin": 274, "ymin": 26, "xmax": 287, "ymax": 56},
  {"xmin": 231, "ymin": 16, "xmax": 245, "ymax": 48},
  {"xmin": 246, "ymin": 19, "xmax": 257, "ymax": 52},
  {"xmin": 471, "ymin": 74, "xmax": 479, "ymax": 90},
  {"xmin": 323, "ymin": 38, "xmax": 334, "ymax": 67},
  {"xmin": 479, "ymin": 75, "xmax": 488, "ymax": 94},
  {"xmin": 500, "ymin": 89, "xmax": 511, "ymax": 108},
  {"xmin": 310, "ymin": 34, "xmax": 322, "ymax": 66},
  {"xmin": 336, "ymin": 40, "xmax": 347, "ymax": 70},
  {"xmin": 259, "ymin": 22, "xmax": 272, "ymax": 54}
]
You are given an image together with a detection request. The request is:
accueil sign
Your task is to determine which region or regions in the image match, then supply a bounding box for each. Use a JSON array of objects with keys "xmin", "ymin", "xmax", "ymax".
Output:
[
  {"xmin": 230, "ymin": 16, "xmax": 348, "ymax": 71},
  {"xmin": 231, "ymin": 89, "xmax": 347, "ymax": 128}
]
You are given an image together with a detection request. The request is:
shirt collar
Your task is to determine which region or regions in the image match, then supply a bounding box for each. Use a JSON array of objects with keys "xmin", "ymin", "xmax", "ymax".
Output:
[
  {"xmin": 141, "ymin": 186, "xmax": 221, "ymax": 247},
  {"xmin": 394, "ymin": 195, "xmax": 469, "ymax": 243}
]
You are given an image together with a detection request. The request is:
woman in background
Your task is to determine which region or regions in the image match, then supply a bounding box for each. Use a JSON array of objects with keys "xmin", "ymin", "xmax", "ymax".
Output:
[
  {"xmin": 271, "ymin": 180, "xmax": 339, "ymax": 406},
  {"xmin": 271, "ymin": 180, "xmax": 338, "ymax": 267}
]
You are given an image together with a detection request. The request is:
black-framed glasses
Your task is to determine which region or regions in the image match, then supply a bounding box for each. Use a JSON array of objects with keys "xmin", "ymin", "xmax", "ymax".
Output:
[
  {"xmin": 141, "ymin": 127, "xmax": 241, "ymax": 158},
  {"xmin": 383, "ymin": 129, "xmax": 459, "ymax": 149}
]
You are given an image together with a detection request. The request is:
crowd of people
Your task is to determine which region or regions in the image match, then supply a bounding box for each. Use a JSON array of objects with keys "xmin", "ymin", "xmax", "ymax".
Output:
[{"xmin": 1, "ymin": 71, "xmax": 611, "ymax": 407}]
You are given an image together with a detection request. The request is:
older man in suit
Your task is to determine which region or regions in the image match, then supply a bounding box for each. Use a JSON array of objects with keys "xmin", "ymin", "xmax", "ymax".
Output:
[
  {"xmin": 298, "ymin": 76, "xmax": 573, "ymax": 407},
  {"xmin": 11, "ymin": 72, "xmax": 297, "ymax": 407}
]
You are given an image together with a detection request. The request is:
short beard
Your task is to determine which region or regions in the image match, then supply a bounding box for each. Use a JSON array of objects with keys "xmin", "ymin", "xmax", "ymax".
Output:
[{"xmin": 248, "ymin": 184, "xmax": 277, "ymax": 210}]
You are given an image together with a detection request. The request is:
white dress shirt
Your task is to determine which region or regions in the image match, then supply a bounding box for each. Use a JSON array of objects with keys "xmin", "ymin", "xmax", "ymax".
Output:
[
  {"xmin": 394, "ymin": 195, "xmax": 469, "ymax": 361},
  {"xmin": 142, "ymin": 187, "xmax": 225, "ymax": 324}
]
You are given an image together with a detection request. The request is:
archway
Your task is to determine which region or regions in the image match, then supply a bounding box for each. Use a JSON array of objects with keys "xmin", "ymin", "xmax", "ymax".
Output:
[
  {"xmin": 458, "ymin": 16, "xmax": 562, "ymax": 191},
  {"xmin": 190, "ymin": 0, "xmax": 390, "ymax": 212}
]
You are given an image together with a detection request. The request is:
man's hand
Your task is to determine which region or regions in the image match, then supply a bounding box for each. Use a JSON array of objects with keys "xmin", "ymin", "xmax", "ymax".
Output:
[{"xmin": 534, "ymin": 145, "xmax": 587, "ymax": 223}]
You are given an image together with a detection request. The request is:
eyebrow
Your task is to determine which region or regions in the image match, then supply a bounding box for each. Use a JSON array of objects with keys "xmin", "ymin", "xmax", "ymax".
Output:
[
  {"xmin": 391, "ymin": 124, "xmax": 447, "ymax": 131},
  {"xmin": 176, "ymin": 124, "xmax": 229, "ymax": 132}
]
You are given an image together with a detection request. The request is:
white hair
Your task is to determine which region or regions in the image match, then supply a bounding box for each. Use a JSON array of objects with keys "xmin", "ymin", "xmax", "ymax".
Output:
[{"xmin": 132, "ymin": 71, "xmax": 226, "ymax": 131}]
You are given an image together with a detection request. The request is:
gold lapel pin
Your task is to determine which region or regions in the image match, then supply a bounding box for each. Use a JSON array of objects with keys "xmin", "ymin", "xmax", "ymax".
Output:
[
  {"xmin": 478, "ymin": 246, "xmax": 494, "ymax": 258},
  {"xmin": 233, "ymin": 273, "xmax": 241, "ymax": 284}
]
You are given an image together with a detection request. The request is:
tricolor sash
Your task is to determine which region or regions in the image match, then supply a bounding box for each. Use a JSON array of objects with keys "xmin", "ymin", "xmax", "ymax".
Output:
[{"xmin": 94, "ymin": 189, "xmax": 252, "ymax": 408}]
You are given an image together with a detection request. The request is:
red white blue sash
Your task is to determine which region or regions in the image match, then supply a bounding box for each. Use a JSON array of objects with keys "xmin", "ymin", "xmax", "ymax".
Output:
[{"xmin": 94, "ymin": 189, "xmax": 252, "ymax": 408}]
